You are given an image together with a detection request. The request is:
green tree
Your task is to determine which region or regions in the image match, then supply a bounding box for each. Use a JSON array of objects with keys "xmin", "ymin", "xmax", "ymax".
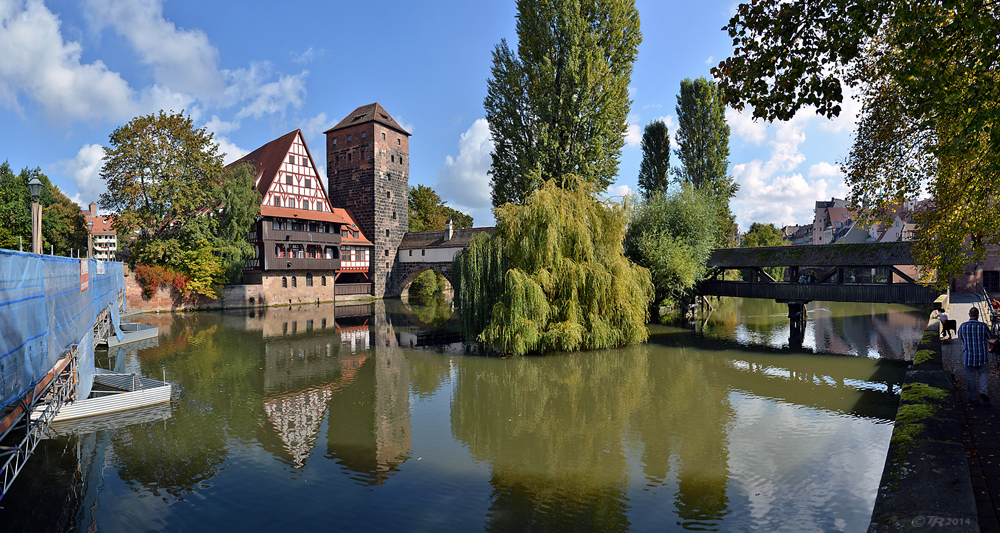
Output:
[
  {"xmin": 99, "ymin": 110, "xmax": 224, "ymax": 260},
  {"xmin": 99, "ymin": 111, "xmax": 259, "ymax": 294},
  {"xmin": 454, "ymin": 178, "xmax": 651, "ymax": 356},
  {"xmin": 674, "ymin": 78, "xmax": 738, "ymax": 247},
  {"xmin": 740, "ymin": 222, "xmax": 786, "ymax": 281},
  {"xmin": 713, "ymin": 0, "xmax": 1000, "ymax": 286},
  {"xmin": 624, "ymin": 186, "xmax": 718, "ymax": 321},
  {"xmin": 637, "ymin": 120, "xmax": 671, "ymax": 198},
  {"xmin": 408, "ymin": 184, "xmax": 473, "ymax": 232},
  {"xmin": 484, "ymin": 0, "xmax": 642, "ymax": 208},
  {"xmin": 0, "ymin": 163, "xmax": 86, "ymax": 254}
]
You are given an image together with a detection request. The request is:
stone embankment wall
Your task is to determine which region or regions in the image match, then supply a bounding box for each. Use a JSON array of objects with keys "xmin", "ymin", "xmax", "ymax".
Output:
[
  {"xmin": 124, "ymin": 271, "xmax": 372, "ymax": 313},
  {"xmin": 868, "ymin": 296, "xmax": 978, "ymax": 532}
]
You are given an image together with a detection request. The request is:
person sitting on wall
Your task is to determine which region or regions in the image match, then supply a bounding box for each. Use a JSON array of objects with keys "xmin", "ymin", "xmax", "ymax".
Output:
[{"xmin": 958, "ymin": 306, "xmax": 995, "ymax": 404}]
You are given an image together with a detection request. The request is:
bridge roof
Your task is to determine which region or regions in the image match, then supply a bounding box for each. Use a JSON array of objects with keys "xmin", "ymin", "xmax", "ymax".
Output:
[
  {"xmin": 399, "ymin": 227, "xmax": 494, "ymax": 250},
  {"xmin": 708, "ymin": 242, "xmax": 916, "ymax": 268}
]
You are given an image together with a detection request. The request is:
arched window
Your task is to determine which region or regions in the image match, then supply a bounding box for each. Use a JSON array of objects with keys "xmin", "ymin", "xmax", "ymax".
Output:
[
  {"xmin": 281, "ymin": 276, "xmax": 287, "ymax": 288},
  {"xmin": 292, "ymin": 276, "xmax": 297, "ymax": 287},
  {"xmin": 306, "ymin": 272, "xmax": 313, "ymax": 287},
  {"xmin": 321, "ymin": 276, "xmax": 327, "ymax": 286}
]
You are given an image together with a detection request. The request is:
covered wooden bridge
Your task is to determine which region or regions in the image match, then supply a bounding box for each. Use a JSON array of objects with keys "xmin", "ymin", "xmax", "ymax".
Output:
[{"xmin": 697, "ymin": 242, "xmax": 939, "ymax": 305}]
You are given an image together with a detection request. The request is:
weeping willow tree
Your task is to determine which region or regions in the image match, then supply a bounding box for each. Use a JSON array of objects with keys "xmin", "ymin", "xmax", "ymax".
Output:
[{"xmin": 453, "ymin": 178, "xmax": 652, "ymax": 356}]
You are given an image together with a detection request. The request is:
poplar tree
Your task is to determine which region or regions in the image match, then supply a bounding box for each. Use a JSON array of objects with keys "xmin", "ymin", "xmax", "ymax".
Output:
[
  {"xmin": 674, "ymin": 77, "xmax": 738, "ymax": 247},
  {"xmin": 637, "ymin": 121, "xmax": 671, "ymax": 198},
  {"xmin": 484, "ymin": 0, "xmax": 642, "ymax": 208}
]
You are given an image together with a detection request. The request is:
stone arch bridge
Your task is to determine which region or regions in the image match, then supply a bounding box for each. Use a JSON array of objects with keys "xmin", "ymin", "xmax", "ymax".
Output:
[{"xmin": 387, "ymin": 226, "xmax": 494, "ymax": 297}]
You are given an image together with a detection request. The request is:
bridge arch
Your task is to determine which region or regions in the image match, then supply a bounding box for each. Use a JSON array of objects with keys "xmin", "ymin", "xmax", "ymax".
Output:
[{"xmin": 388, "ymin": 262, "xmax": 454, "ymax": 297}]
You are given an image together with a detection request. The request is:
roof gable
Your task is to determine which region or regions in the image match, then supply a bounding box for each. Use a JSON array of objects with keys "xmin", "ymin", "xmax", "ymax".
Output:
[
  {"xmin": 324, "ymin": 102, "xmax": 410, "ymax": 136},
  {"xmin": 227, "ymin": 130, "xmax": 335, "ymax": 214}
]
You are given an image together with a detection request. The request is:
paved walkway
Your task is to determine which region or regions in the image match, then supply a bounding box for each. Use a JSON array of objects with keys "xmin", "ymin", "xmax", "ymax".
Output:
[{"xmin": 941, "ymin": 293, "xmax": 1000, "ymax": 532}]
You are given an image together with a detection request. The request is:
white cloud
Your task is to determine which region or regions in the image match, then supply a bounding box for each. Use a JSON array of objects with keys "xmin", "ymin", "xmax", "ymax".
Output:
[
  {"xmin": 299, "ymin": 112, "xmax": 329, "ymax": 140},
  {"xmin": 58, "ymin": 143, "xmax": 106, "ymax": 203},
  {"xmin": 84, "ymin": 0, "xmax": 226, "ymax": 100},
  {"xmin": 808, "ymin": 161, "xmax": 841, "ymax": 178},
  {"xmin": 726, "ymin": 107, "xmax": 767, "ymax": 146},
  {"xmin": 291, "ymin": 46, "xmax": 321, "ymax": 65},
  {"xmin": 729, "ymin": 108, "xmax": 850, "ymax": 229},
  {"xmin": 437, "ymin": 118, "xmax": 494, "ymax": 226},
  {"xmin": 705, "ymin": 55, "xmax": 714, "ymax": 65},
  {"xmin": 605, "ymin": 183, "xmax": 633, "ymax": 199},
  {"xmin": 0, "ymin": 0, "xmax": 137, "ymax": 123},
  {"xmin": 395, "ymin": 115, "xmax": 415, "ymax": 135},
  {"xmin": 216, "ymin": 136, "xmax": 248, "ymax": 166},
  {"xmin": 624, "ymin": 114, "xmax": 642, "ymax": 147},
  {"xmin": 233, "ymin": 70, "xmax": 308, "ymax": 120}
]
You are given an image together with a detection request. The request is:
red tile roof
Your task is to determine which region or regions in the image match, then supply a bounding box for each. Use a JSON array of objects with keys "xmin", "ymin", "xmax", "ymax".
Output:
[
  {"xmin": 85, "ymin": 216, "xmax": 116, "ymax": 235},
  {"xmin": 324, "ymin": 102, "xmax": 410, "ymax": 136},
  {"xmin": 260, "ymin": 205, "xmax": 352, "ymax": 225}
]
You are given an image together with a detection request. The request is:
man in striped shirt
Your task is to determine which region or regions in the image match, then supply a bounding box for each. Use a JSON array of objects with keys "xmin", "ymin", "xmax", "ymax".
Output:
[{"xmin": 958, "ymin": 306, "xmax": 994, "ymax": 404}]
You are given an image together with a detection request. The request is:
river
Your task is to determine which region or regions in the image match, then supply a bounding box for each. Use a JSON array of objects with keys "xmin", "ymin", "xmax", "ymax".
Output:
[{"xmin": 0, "ymin": 297, "xmax": 927, "ymax": 532}]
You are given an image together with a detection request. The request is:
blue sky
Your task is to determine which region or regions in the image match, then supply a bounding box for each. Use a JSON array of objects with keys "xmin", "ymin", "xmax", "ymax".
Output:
[{"xmin": 0, "ymin": 0, "xmax": 859, "ymax": 231}]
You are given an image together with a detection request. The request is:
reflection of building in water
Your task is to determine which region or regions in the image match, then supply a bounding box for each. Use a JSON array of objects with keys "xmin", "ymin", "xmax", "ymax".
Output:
[
  {"xmin": 810, "ymin": 302, "xmax": 924, "ymax": 359},
  {"xmin": 326, "ymin": 300, "xmax": 411, "ymax": 485}
]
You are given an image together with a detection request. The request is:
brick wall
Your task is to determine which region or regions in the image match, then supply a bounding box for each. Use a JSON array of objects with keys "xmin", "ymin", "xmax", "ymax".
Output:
[
  {"xmin": 327, "ymin": 121, "xmax": 409, "ymax": 298},
  {"xmin": 124, "ymin": 270, "xmax": 359, "ymax": 313}
]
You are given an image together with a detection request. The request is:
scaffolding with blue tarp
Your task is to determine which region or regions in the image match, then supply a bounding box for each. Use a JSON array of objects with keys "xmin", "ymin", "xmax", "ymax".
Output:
[{"xmin": 0, "ymin": 249, "xmax": 125, "ymax": 499}]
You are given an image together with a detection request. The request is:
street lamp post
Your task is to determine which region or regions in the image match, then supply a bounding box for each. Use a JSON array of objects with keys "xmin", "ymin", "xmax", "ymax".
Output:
[
  {"xmin": 28, "ymin": 178, "xmax": 42, "ymax": 254},
  {"xmin": 86, "ymin": 219, "xmax": 94, "ymax": 259}
]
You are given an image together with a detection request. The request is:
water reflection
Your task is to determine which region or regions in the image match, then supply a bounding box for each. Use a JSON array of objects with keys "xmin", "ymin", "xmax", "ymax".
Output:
[
  {"xmin": 0, "ymin": 297, "xmax": 914, "ymax": 532},
  {"xmin": 696, "ymin": 298, "xmax": 927, "ymax": 360}
]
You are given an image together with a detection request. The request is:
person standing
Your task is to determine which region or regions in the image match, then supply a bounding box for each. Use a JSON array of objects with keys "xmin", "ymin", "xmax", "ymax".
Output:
[
  {"xmin": 937, "ymin": 309, "xmax": 952, "ymax": 339},
  {"xmin": 958, "ymin": 306, "xmax": 993, "ymax": 404}
]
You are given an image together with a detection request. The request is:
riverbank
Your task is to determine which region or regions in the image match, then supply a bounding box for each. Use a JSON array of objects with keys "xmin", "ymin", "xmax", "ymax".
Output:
[{"xmin": 868, "ymin": 293, "xmax": 978, "ymax": 532}]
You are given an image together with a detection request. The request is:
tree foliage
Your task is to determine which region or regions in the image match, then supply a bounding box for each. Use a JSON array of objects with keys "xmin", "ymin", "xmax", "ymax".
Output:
[
  {"xmin": 0, "ymin": 162, "xmax": 86, "ymax": 254},
  {"xmin": 100, "ymin": 111, "xmax": 260, "ymax": 294},
  {"xmin": 408, "ymin": 184, "xmax": 473, "ymax": 232},
  {"xmin": 637, "ymin": 121, "xmax": 671, "ymax": 198},
  {"xmin": 740, "ymin": 222, "xmax": 787, "ymax": 281},
  {"xmin": 714, "ymin": 0, "xmax": 1000, "ymax": 287},
  {"xmin": 454, "ymin": 178, "xmax": 651, "ymax": 356},
  {"xmin": 485, "ymin": 0, "xmax": 641, "ymax": 208},
  {"xmin": 674, "ymin": 77, "xmax": 738, "ymax": 247},
  {"xmin": 624, "ymin": 186, "xmax": 718, "ymax": 319}
]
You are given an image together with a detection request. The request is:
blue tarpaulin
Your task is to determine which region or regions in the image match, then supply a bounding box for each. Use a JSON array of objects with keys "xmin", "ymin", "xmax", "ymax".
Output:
[{"xmin": 0, "ymin": 250, "xmax": 124, "ymax": 411}]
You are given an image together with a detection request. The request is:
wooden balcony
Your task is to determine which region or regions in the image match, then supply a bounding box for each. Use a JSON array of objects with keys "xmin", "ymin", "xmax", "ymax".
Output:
[
  {"xmin": 259, "ymin": 225, "xmax": 341, "ymax": 245},
  {"xmin": 263, "ymin": 256, "xmax": 340, "ymax": 271}
]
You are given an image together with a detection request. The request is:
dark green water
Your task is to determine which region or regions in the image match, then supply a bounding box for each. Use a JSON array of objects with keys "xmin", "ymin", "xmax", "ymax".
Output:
[{"xmin": 0, "ymin": 298, "xmax": 924, "ymax": 532}]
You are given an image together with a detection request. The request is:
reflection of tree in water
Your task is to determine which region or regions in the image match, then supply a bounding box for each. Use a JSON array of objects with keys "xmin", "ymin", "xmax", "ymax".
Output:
[
  {"xmin": 701, "ymin": 297, "xmax": 789, "ymax": 345},
  {"xmin": 408, "ymin": 295, "xmax": 455, "ymax": 329},
  {"xmin": 111, "ymin": 403, "xmax": 228, "ymax": 500},
  {"xmin": 634, "ymin": 351, "xmax": 734, "ymax": 529},
  {"xmin": 451, "ymin": 346, "xmax": 649, "ymax": 531},
  {"xmin": 407, "ymin": 349, "xmax": 451, "ymax": 400}
]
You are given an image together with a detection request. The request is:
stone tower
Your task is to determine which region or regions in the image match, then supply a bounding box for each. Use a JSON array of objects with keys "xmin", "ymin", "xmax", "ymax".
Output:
[{"xmin": 325, "ymin": 103, "xmax": 410, "ymax": 297}]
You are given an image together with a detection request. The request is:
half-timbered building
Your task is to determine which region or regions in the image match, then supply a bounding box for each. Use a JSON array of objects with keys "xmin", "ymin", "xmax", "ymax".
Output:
[{"xmin": 228, "ymin": 130, "xmax": 373, "ymax": 300}]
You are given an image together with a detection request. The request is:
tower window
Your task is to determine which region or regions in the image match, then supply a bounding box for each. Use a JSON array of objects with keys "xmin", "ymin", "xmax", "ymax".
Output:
[
  {"xmin": 385, "ymin": 229, "xmax": 390, "ymax": 237},
  {"xmin": 348, "ymin": 153, "xmax": 352, "ymax": 162},
  {"xmin": 391, "ymin": 155, "xmax": 395, "ymax": 163},
  {"xmin": 387, "ymin": 191, "xmax": 391, "ymax": 199},
  {"xmin": 400, "ymin": 157, "xmax": 404, "ymax": 164},
  {"xmin": 362, "ymin": 132, "xmax": 367, "ymax": 138},
  {"xmin": 397, "ymin": 138, "xmax": 401, "ymax": 145},
  {"xmin": 392, "ymin": 211, "xmax": 396, "ymax": 220},
  {"xmin": 385, "ymin": 249, "xmax": 389, "ymax": 256},
  {"xmin": 348, "ymin": 135, "xmax": 352, "ymax": 141},
  {"xmin": 382, "ymin": 132, "xmax": 386, "ymax": 140},
  {"xmin": 332, "ymin": 138, "xmax": 337, "ymax": 145}
]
